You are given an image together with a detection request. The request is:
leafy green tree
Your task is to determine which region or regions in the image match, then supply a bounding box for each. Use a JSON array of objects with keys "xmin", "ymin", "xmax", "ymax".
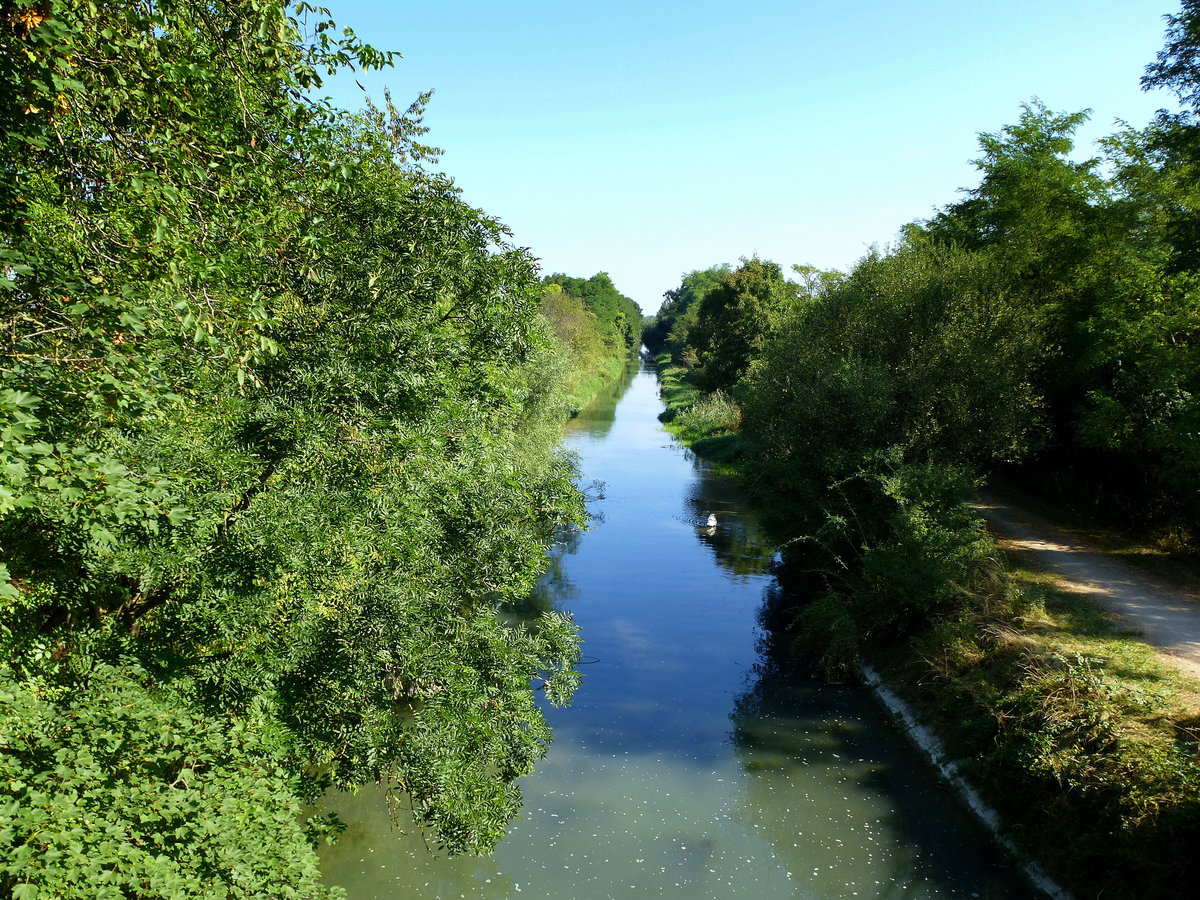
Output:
[
  {"xmin": 687, "ymin": 258, "xmax": 800, "ymax": 392},
  {"xmin": 1063, "ymin": 32, "xmax": 1200, "ymax": 526},
  {"xmin": 922, "ymin": 100, "xmax": 1116, "ymax": 387},
  {"xmin": 0, "ymin": 662, "xmax": 334, "ymax": 900},
  {"xmin": 727, "ymin": 240, "xmax": 1044, "ymax": 664},
  {"xmin": 540, "ymin": 283, "xmax": 620, "ymax": 408},
  {"xmin": 542, "ymin": 272, "xmax": 642, "ymax": 351},
  {"xmin": 1073, "ymin": 266, "xmax": 1200, "ymax": 517},
  {"xmin": 918, "ymin": 98, "xmax": 1200, "ymax": 531},
  {"xmin": 926, "ymin": 101, "xmax": 1107, "ymax": 260},
  {"xmin": 543, "ymin": 285, "xmax": 606, "ymax": 361},
  {"xmin": 1144, "ymin": 0, "xmax": 1200, "ymax": 112},
  {"xmin": 742, "ymin": 242, "xmax": 1044, "ymax": 502},
  {"xmin": 642, "ymin": 264, "xmax": 730, "ymax": 357},
  {"xmin": 1, "ymin": 1, "xmax": 586, "ymax": 892}
]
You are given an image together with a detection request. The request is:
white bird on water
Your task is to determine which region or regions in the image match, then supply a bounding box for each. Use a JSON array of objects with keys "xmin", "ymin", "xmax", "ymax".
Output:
[{"xmin": 706, "ymin": 514, "xmax": 718, "ymax": 528}]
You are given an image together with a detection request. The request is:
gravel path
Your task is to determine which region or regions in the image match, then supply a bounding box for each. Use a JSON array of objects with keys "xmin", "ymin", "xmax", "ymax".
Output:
[{"xmin": 974, "ymin": 491, "xmax": 1200, "ymax": 680}]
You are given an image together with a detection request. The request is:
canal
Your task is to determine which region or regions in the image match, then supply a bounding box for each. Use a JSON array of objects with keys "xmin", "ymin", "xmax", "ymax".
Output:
[{"xmin": 317, "ymin": 355, "xmax": 1031, "ymax": 899}]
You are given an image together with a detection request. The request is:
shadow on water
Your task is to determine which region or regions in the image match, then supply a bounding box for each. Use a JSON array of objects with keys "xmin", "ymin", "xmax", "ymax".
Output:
[
  {"xmin": 506, "ymin": 527, "xmax": 584, "ymax": 618},
  {"xmin": 683, "ymin": 460, "xmax": 777, "ymax": 580},
  {"xmin": 728, "ymin": 608, "xmax": 1026, "ymax": 899},
  {"xmin": 508, "ymin": 357, "xmax": 641, "ymax": 619},
  {"xmin": 316, "ymin": 354, "xmax": 1035, "ymax": 900},
  {"xmin": 680, "ymin": 458, "xmax": 1030, "ymax": 897}
]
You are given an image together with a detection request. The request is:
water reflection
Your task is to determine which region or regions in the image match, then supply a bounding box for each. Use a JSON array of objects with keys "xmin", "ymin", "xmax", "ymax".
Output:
[
  {"xmin": 730, "ymin": 628, "xmax": 1018, "ymax": 898},
  {"xmin": 566, "ymin": 355, "xmax": 641, "ymax": 440},
  {"xmin": 316, "ymin": 357, "xmax": 1032, "ymax": 900},
  {"xmin": 672, "ymin": 420, "xmax": 776, "ymax": 582},
  {"xmin": 507, "ymin": 527, "xmax": 582, "ymax": 617}
]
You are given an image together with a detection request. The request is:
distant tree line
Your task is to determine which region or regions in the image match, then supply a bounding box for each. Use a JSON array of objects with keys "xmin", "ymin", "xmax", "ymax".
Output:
[
  {"xmin": 648, "ymin": 17, "xmax": 1200, "ymax": 549},
  {"xmin": 543, "ymin": 272, "xmax": 642, "ymax": 353},
  {"xmin": 540, "ymin": 272, "xmax": 642, "ymax": 412},
  {"xmin": 647, "ymin": 56, "xmax": 1200, "ymax": 650}
]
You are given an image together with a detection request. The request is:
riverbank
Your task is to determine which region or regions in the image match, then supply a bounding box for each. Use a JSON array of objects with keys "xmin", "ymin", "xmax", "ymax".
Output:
[
  {"xmin": 859, "ymin": 666, "xmax": 1071, "ymax": 900},
  {"xmin": 653, "ymin": 353, "xmax": 743, "ymax": 465},
  {"xmin": 870, "ymin": 562, "xmax": 1200, "ymax": 900},
  {"xmin": 563, "ymin": 349, "xmax": 640, "ymax": 417},
  {"xmin": 651, "ymin": 356, "xmax": 1200, "ymax": 900}
]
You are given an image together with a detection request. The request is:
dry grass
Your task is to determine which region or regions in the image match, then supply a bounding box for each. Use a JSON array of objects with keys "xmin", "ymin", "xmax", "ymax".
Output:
[{"xmin": 1005, "ymin": 558, "xmax": 1200, "ymax": 724}]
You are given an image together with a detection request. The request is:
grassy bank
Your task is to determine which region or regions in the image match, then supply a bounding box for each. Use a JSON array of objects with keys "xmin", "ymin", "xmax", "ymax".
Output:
[
  {"xmin": 879, "ymin": 556, "xmax": 1200, "ymax": 898},
  {"xmin": 561, "ymin": 350, "xmax": 635, "ymax": 416},
  {"xmin": 652, "ymin": 353, "xmax": 743, "ymax": 465}
]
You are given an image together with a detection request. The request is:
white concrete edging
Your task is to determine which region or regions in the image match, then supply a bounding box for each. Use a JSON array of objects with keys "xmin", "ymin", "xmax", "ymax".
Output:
[{"xmin": 859, "ymin": 664, "xmax": 1073, "ymax": 900}]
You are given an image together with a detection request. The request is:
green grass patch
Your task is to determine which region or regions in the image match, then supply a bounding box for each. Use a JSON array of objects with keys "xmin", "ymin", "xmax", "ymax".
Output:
[
  {"xmin": 688, "ymin": 433, "xmax": 742, "ymax": 465},
  {"xmin": 654, "ymin": 356, "xmax": 706, "ymax": 422},
  {"xmin": 653, "ymin": 357, "xmax": 744, "ymax": 462}
]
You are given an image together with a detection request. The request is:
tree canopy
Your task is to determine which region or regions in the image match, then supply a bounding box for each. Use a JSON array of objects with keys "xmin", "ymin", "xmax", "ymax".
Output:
[
  {"xmin": 642, "ymin": 264, "xmax": 730, "ymax": 358},
  {"xmin": 1, "ymin": 1, "xmax": 588, "ymax": 893},
  {"xmin": 542, "ymin": 272, "xmax": 642, "ymax": 352}
]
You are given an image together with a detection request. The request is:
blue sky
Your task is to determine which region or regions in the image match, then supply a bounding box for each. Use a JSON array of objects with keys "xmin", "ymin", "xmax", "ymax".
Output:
[{"xmin": 318, "ymin": 1, "xmax": 1182, "ymax": 314}]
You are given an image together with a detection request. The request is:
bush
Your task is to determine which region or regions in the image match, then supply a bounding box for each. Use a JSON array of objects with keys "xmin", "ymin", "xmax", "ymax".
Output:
[{"xmin": 774, "ymin": 452, "xmax": 996, "ymax": 668}]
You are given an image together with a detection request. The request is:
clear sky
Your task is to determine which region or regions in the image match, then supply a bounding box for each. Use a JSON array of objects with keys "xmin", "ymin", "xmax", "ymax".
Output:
[{"xmin": 317, "ymin": 1, "xmax": 1183, "ymax": 315}]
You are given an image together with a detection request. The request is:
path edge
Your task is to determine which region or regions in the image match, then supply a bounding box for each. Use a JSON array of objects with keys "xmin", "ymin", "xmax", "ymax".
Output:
[{"xmin": 860, "ymin": 664, "xmax": 1074, "ymax": 900}]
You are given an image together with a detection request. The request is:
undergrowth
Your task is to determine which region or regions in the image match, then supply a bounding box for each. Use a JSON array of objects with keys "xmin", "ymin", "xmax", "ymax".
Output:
[
  {"xmin": 653, "ymin": 355, "xmax": 743, "ymax": 463},
  {"xmin": 881, "ymin": 559, "xmax": 1200, "ymax": 899}
]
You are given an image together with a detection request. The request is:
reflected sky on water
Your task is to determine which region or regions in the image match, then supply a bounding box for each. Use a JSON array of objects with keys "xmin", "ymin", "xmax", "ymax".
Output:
[{"xmin": 317, "ymin": 356, "xmax": 1032, "ymax": 899}]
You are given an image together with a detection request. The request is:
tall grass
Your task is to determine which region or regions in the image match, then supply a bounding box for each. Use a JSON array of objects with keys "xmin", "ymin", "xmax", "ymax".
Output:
[{"xmin": 672, "ymin": 390, "xmax": 742, "ymax": 440}]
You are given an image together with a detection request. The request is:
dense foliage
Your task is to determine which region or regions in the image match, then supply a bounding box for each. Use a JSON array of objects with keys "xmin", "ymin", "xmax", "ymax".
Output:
[
  {"xmin": 648, "ymin": 4, "xmax": 1200, "ymax": 894},
  {"xmin": 1, "ymin": 1, "xmax": 590, "ymax": 894},
  {"xmin": 921, "ymin": 100, "xmax": 1200, "ymax": 534},
  {"xmin": 654, "ymin": 72, "xmax": 1200, "ymax": 655},
  {"xmin": 641, "ymin": 265, "xmax": 729, "ymax": 360},
  {"xmin": 541, "ymin": 272, "xmax": 642, "ymax": 354},
  {"xmin": 540, "ymin": 274, "xmax": 641, "ymax": 413}
]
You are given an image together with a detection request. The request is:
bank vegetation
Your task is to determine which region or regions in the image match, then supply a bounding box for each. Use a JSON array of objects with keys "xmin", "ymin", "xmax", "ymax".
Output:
[{"xmin": 644, "ymin": 4, "xmax": 1200, "ymax": 895}]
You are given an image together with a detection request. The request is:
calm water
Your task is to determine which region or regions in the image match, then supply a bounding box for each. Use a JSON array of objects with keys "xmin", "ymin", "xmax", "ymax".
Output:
[{"xmin": 317, "ymin": 357, "xmax": 1032, "ymax": 899}]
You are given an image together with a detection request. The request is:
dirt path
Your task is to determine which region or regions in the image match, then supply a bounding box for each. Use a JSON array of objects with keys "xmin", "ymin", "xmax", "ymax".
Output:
[{"xmin": 973, "ymin": 490, "xmax": 1200, "ymax": 680}]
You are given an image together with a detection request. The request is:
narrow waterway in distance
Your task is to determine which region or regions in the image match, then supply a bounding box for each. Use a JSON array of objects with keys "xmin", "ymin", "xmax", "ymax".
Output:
[{"xmin": 317, "ymin": 356, "xmax": 1031, "ymax": 899}]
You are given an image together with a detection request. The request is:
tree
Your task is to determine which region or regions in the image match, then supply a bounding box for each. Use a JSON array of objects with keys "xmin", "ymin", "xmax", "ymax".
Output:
[
  {"xmin": 924, "ymin": 100, "xmax": 1110, "ymax": 293},
  {"xmin": 1143, "ymin": 0, "xmax": 1200, "ymax": 112},
  {"xmin": 642, "ymin": 264, "xmax": 730, "ymax": 357},
  {"xmin": 1, "ymin": 2, "xmax": 585, "ymax": 892},
  {"xmin": 687, "ymin": 258, "xmax": 799, "ymax": 392},
  {"xmin": 741, "ymin": 241, "xmax": 1045, "ymax": 497},
  {"xmin": 542, "ymin": 272, "xmax": 642, "ymax": 351}
]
